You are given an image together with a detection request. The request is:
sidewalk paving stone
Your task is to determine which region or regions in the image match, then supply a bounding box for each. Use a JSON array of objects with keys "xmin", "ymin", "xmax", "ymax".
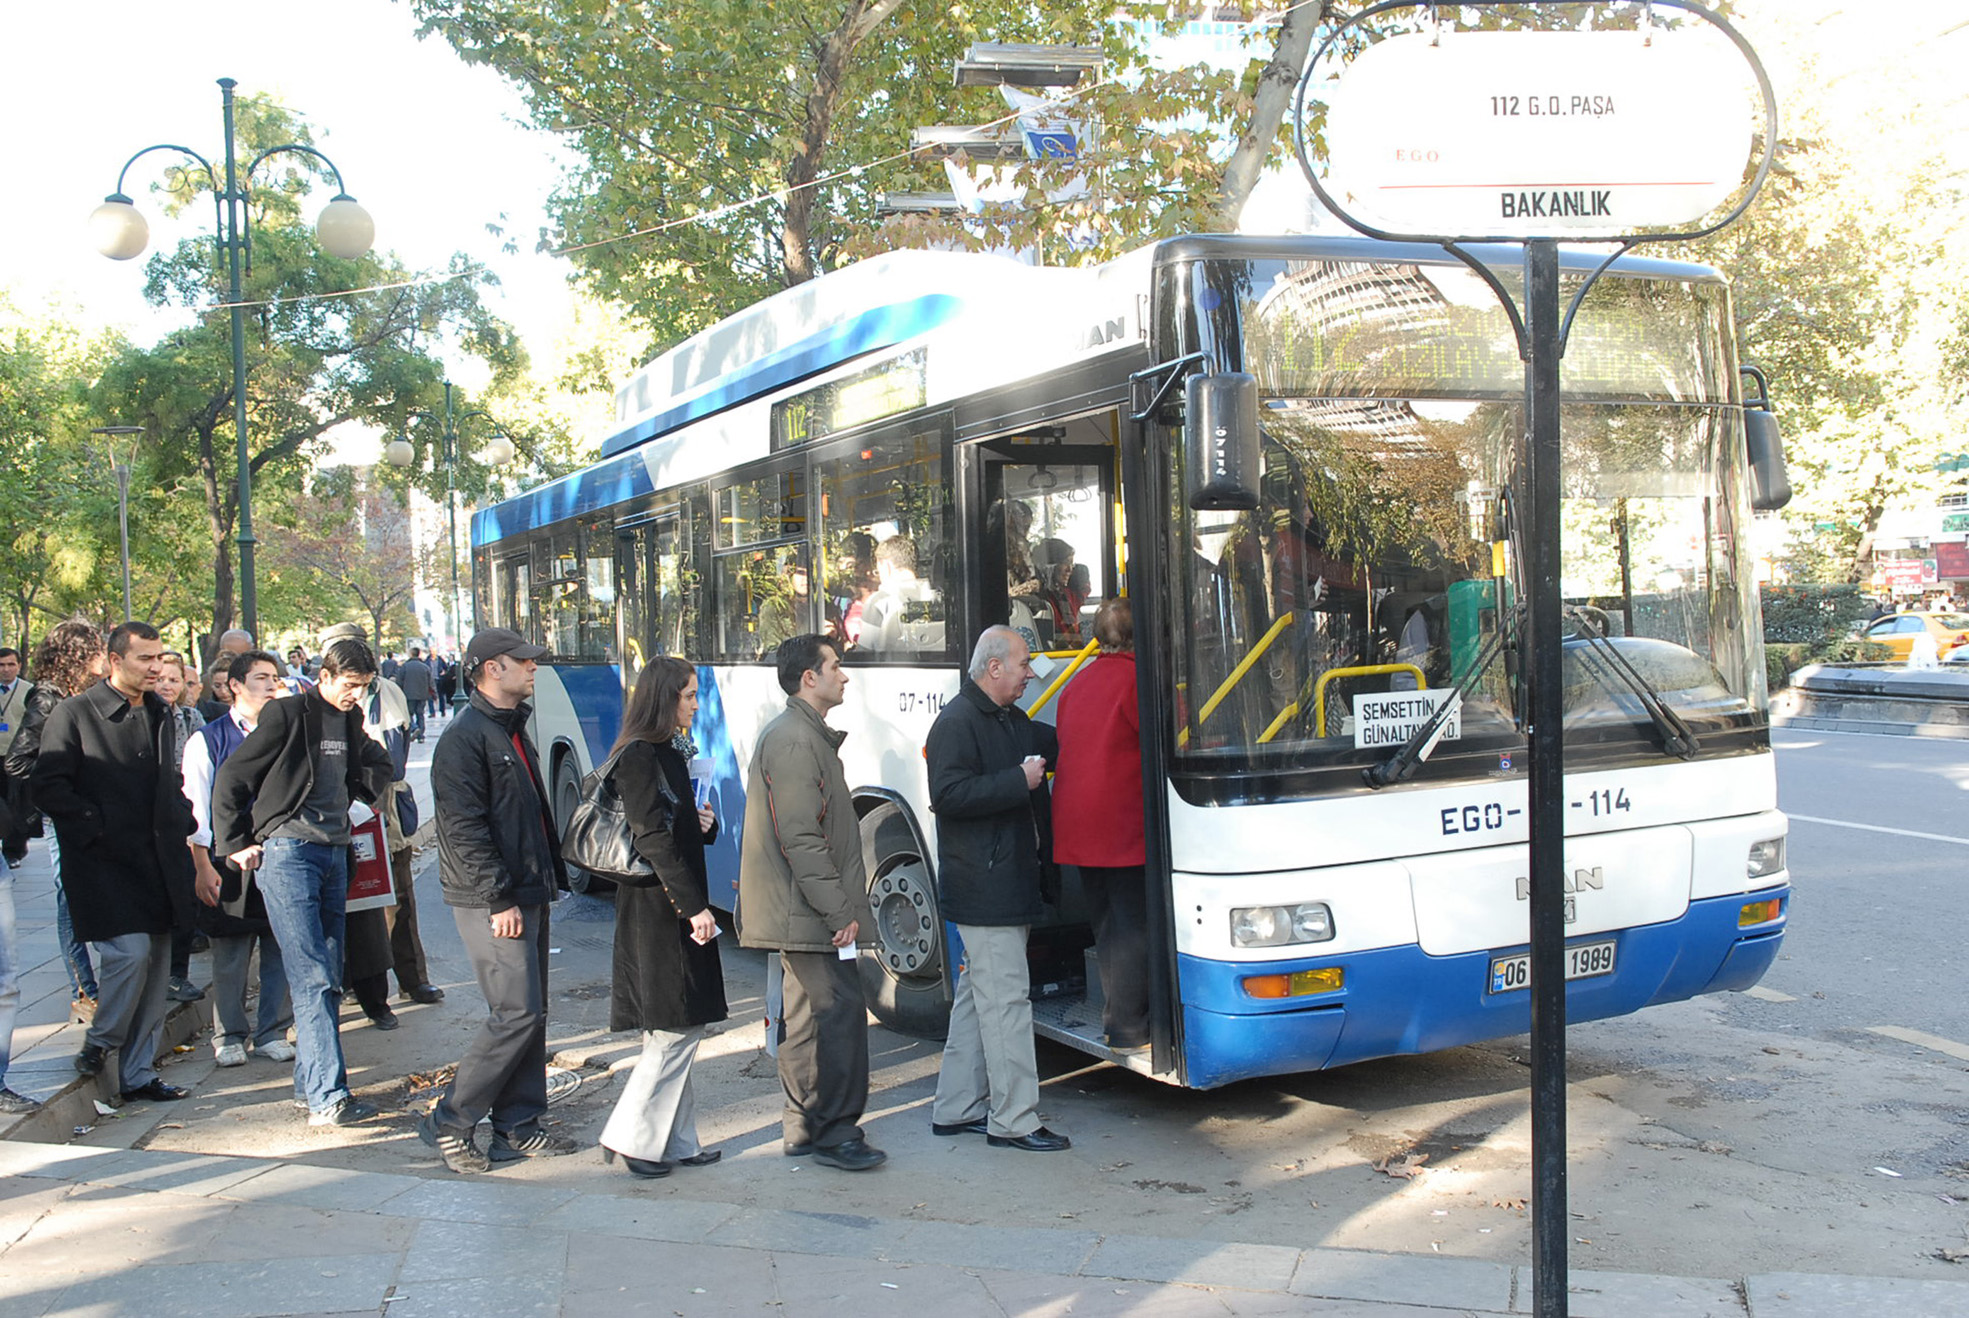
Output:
[
  {"xmin": 536, "ymin": 1186, "xmax": 742, "ymax": 1242},
  {"xmin": 705, "ymin": 1205, "xmax": 914, "ymax": 1258},
  {"xmin": 1290, "ymin": 1247, "xmax": 1517, "ymax": 1312},
  {"xmin": 380, "ymin": 1272, "xmax": 563, "ymax": 1318},
  {"xmin": 1745, "ymin": 1271, "xmax": 1969, "ymax": 1317},
  {"xmin": 85, "ymin": 1151, "xmax": 277, "ymax": 1198},
  {"xmin": 212, "ymin": 1160, "xmax": 425, "ymax": 1213},
  {"xmin": 887, "ymin": 1217, "xmax": 1102, "ymax": 1273},
  {"xmin": 378, "ymin": 1176, "xmax": 580, "ymax": 1227},
  {"xmin": 42, "ymin": 1250, "xmax": 401, "ymax": 1318},
  {"xmin": 1538, "ymin": 1267, "xmax": 1745, "ymax": 1317},
  {"xmin": 398, "ymin": 1217, "xmax": 570, "ymax": 1283},
  {"xmin": 1082, "ymin": 1232, "xmax": 1305, "ymax": 1291}
]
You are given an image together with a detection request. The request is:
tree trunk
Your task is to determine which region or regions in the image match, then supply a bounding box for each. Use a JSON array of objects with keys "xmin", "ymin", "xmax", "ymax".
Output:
[
  {"xmin": 781, "ymin": 0, "xmax": 907, "ymax": 286},
  {"xmin": 1216, "ymin": 2, "xmax": 1327, "ymax": 228}
]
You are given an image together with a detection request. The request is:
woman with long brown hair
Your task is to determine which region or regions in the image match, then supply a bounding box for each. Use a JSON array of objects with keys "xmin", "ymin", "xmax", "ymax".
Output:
[
  {"xmin": 597, "ymin": 655, "xmax": 727, "ymax": 1177},
  {"xmin": 5, "ymin": 621, "xmax": 109, "ymax": 1024}
]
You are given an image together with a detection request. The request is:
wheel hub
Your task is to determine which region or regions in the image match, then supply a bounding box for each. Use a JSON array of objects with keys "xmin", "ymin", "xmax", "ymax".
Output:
[{"xmin": 871, "ymin": 858, "xmax": 936, "ymax": 976}]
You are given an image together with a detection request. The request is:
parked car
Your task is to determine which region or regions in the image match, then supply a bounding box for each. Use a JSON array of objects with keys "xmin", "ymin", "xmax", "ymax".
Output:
[{"xmin": 1859, "ymin": 611, "xmax": 1969, "ymax": 660}]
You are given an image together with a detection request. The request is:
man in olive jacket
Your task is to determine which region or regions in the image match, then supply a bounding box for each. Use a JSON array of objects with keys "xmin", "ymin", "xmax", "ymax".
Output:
[
  {"xmin": 737, "ymin": 634, "xmax": 884, "ymax": 1172},
  {"xmin": 926, "ymin": 626, "xmax": 1068, "ymax": 1152},
  {"xmin": 422, "ymin": 628, "xmax": 576, "ymax": 1174}
]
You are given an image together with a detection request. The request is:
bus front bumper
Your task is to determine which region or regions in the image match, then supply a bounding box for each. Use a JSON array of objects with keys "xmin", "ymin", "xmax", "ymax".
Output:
[{"xmin": 1175, "ymin": 887, "xmax": 1788, "ymax": 1089}]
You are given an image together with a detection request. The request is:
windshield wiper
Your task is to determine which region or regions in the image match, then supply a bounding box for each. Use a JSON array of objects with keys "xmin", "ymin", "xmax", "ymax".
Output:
[
  {"xmin": 1363, "ymin": 613, "xmax": 1514, "ymax": 789},
  {"xmin": 1562, "ymin": 607, "xmax": 1700, "ymax": 760}
]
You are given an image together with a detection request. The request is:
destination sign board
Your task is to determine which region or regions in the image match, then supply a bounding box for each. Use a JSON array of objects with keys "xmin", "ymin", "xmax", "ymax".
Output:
[{"xmin": 1322, "ymin": 30, "xmax": 1752, "ymax": 238}]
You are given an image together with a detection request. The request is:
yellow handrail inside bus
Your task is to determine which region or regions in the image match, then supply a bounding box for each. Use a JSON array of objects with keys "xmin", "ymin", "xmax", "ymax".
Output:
[
  {"xmin": 1028, "ymin": 639, "xmax": 1101, "ymax": 715},
  {"xmin": 1313, "ymin": 664, "xmax": 1427, "ymax": 738},
  {"xmin": 1177, "ymin": 612, "xmax": 1295, "ymax": 749}
]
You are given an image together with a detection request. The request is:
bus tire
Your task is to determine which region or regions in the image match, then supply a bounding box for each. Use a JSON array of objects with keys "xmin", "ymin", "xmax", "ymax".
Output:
[
  {"xmin": 857, "ymin": 799, "xmax": 951, "ymax": 1040},
  {"xmin": 553, "ymin": 750, "xmax": 614, "ymax": 896}
]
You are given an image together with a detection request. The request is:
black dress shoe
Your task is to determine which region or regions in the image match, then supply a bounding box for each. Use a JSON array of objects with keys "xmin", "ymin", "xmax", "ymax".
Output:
[
  {"xmin": 931, "ymin": 1118, "xmax": 989, "ymax": 1137},
  {"xmin": 404, "ymin": 984, "xmax": 445, "ymax": 1004},
  {"xmin": 784, "ymin": 1140, "xmax": 814, "ymax": 1157},
  {"xmin": 119, "ymin": 1080, "xmax": 190, "ymax": 1103},
  {"xmin": 678, "ymin": 1149, "xmax": 722, "ymax": 1167},
  {"xmin": 74, "ymin": 1045, "xmax": 106, "ymax": 1076},
  {"xmin": 366, "ymin": 1008, "xmax": 400, "ymax": 1031},
  {"xmin": 601, "ymin": 1147, "xmax": 672, "ymax": 1177},
  {"xmin": 812, "ymin": 1137, "xmax": 887, "ymax": 1171},
  {"xmin": 987, "ymin": 1125, "xmax": 1071, "ymax": 1152}
]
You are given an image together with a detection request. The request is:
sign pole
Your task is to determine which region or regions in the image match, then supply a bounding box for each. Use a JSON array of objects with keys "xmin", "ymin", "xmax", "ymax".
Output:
[{"xmin": 1524, "ymin": 237, "xmax": 1569, "ymax": 1318}]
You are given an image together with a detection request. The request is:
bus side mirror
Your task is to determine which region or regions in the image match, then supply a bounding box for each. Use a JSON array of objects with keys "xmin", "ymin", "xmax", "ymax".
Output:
[
  {"xmin": 1740, "ymin": 364, "xmax": 1791, "ymax": 512},
  {"xmin": 1745, "ymin": 407, "xmax": 1791, "ymax": 511},
  {"xmin": 1184, "ymin": 373, "xmax": 1261, "ymax": 511}
]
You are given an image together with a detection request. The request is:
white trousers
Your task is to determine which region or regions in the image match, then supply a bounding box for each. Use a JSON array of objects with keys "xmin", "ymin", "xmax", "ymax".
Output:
[
  {"xmin": 599, "ymin": 1025, "xmax": 706, "ymax": 1162},
  {"xmin": 932, "ymin": 923, "xmax": 1040, "ymax": 1138}
]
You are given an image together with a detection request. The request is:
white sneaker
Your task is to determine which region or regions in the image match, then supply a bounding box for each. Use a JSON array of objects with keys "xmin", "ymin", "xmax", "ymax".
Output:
[
  {"xmin": 215, "ymin": 1042, "xmax": 248, "ymax": 1067},
  {"xmin": 257, "ymin": 1040, "xmax": 297, "ymax": 1063}
]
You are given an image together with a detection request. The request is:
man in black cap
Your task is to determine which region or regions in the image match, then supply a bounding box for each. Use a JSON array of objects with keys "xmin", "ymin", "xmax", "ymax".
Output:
[{"xmin": 420, "ymin": 628, "xmax": 576, "ymax": 1173}]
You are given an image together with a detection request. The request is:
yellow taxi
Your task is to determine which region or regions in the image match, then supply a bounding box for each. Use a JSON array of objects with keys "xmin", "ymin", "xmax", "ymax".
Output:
[{"xmin": 1859, "ymin": 610, "xmax": 1969, "ymax": 660}]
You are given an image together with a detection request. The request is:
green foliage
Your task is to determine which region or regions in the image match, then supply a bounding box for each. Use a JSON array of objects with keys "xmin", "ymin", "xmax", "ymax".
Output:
[
  {"xmin": 1758, "ymin": 583, "xmax": 1873, "ymax": 647},
  {"xmin": 1759, "ymin": 584, "xmax": 1889, "ymax": 687}
]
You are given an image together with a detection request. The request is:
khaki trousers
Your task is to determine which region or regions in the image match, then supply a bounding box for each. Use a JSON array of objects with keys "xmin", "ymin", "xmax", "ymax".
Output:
[{"xmin": 932, "ymin": 923, "xmax": 1040, "ymax": 1139}]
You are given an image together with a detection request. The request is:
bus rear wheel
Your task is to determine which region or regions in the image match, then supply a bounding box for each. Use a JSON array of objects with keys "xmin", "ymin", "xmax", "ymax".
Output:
[
  {"xmin": 857, "ymin": 800, "xmax": 951, "ymax": 1040},
  {"xmin": 554, "ymin": 752, "xmax": 613, "ymax": 897}
]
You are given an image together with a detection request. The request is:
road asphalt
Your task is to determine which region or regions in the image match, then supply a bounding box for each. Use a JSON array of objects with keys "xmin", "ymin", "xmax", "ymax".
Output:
[{"xmin": 5, "ymin": 712, "xmax": 1969, "ymax": 1315}]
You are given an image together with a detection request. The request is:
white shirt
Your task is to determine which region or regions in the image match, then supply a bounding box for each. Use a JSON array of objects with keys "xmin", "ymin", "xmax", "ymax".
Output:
[{"xmin": 182, "ymin": 708, "xmax": 256, "ymax": 849}]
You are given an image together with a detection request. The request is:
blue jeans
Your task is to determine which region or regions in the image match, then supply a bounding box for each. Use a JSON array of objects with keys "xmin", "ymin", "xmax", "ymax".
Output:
[
  {"xmin": 408, "ymin": 705, "xmax": 426, "ymax": 742},
  {"xmin": 256, "ymin": 838, "xmax": 351, "ymax": 1112},
  {"xmin": 47, "ymin": 835, "xmax": 99, "ymax": 999},
  {"xmin": 0, "ymin": 869, "xmax": 18, "ymax": 1089}
]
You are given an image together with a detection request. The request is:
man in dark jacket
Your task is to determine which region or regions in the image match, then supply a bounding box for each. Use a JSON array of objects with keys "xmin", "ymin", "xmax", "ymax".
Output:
[
  {"xmin": 211, "ymin": 637, "xmax": 394, "ymax": 1127},
  {"xmin": 397, "ymin": 647, "xmax": 433, "ymax": 743},
  {"xmin": 421, "ymin": 627, "xmax": 575, "ymax": 1174},
  {"xmin": 926, "ymin": 625, "xmax": 1068, "ymax": 1152},
  {"xmin": 736, "ymin": 635, "xmax": 884, "ymax": 1172},
  {"xmin": 31, "ymin": 621, "xmax": 197, "ymax": 1103}
]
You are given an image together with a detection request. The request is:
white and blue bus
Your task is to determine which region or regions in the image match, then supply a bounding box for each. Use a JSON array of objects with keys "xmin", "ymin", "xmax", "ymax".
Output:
[{"xmin": 471, "ymin": 235, "xmax": 1790, "ymax": 1089}]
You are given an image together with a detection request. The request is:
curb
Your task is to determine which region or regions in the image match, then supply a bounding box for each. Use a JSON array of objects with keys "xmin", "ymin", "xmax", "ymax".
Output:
[{"xmin": 1, "ymin": 992, "xmax": 212, "ymax": 1145}]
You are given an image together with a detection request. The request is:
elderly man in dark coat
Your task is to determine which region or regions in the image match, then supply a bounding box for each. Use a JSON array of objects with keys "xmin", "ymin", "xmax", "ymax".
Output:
[{"xmin": 31, "ymin": 622, "xmax": 197, "ymax": 1102}]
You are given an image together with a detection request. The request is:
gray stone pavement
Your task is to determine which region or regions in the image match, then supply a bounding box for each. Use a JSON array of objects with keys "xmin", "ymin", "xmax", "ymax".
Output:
[
  {"xmin": 7, "ymin": 739, "xmax": 1969, "ymax": 1314},
  {"xmin": 6, "ymin": 1136, "xmax": 1969, "ymax": 1318}
]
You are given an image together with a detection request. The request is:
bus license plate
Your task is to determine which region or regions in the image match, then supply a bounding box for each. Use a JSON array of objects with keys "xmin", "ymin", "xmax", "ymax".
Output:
[{"xmin": 1488, "ymin": 940, "xmax": 1617, "ymax": 994}]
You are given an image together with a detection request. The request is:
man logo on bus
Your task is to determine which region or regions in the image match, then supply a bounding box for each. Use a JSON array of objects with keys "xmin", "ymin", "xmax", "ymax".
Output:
[{"xmin": 1514, "ymin": 867, "xmax": 1605, "ymax": 902}]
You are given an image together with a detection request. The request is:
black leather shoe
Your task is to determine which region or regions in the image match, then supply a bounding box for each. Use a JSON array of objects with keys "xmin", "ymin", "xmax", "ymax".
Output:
[
  {"xmin": 604, "ymin": 1149, "xmax": 672, "ymax": 1178},
  {"xmin": 74, "ymin": 1045, "xmax": 106, "ymax": 1077},
  {"xmin": 365, "ymin": 1008, "xmax": 400, "ymax": 1031},
  {"xmin": 987, "ymin": 1126, "xmax": 1071, "ymax": 1152},
  {"xmin": 119, "ymin": 1080, "xmax": 190, "ymax": 1103},
  {"xmin": 932, "ymin": 1118, "xmax": 989, "ymax": 1137},
  {"xmin": 784, "ymin": 1140, "xmax": 814, "ymax": 1157},
  {"xmin": 404, "ymin": 984, "xmax": 445, "ymax": 1004},
  {"xmin": 812, "ymin": 1137, "xmax": 887, "ymax": 1171},
  {"xmin": 678, "ymin": 1149, "xmax": 722, "ymax": 1167}
]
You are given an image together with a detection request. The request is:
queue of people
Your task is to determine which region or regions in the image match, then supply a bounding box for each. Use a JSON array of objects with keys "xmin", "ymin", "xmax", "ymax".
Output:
[{"xmin": 0, "ymin": 606, "xmax": 1143, "ymax": 1183}]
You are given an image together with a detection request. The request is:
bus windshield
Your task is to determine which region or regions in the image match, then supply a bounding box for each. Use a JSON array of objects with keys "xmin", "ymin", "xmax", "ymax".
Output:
[{"xmin": 1167, "ymin": 255, "xmax": 1763, "ymax": 787}]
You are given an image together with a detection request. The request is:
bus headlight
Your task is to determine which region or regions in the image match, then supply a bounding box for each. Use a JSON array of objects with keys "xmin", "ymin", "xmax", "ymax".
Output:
[
  {"xmin": 1230, "ymin": 902, "xmax": 1335, "ymax": 948},
  {"xmin": 1746, "ymin": 837, "xmax": 1785, "ymax": 879}
]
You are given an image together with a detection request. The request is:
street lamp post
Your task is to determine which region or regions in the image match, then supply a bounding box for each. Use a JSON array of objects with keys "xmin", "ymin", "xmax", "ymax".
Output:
[
  {"xmin": 89, "ymin": 426, "xmax": 147, "ymax": 621},
  {"xmin": 385, "ymin": 381, "xmax": 516, "ymax": 710},
  {"xmin": 91, "ymin": 77, "xmax": 376, "ymax": 642}
]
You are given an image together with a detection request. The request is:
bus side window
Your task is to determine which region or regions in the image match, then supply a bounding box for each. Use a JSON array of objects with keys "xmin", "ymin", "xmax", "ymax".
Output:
[{"xmin": 816, "ymin": 427, "xmax": 954, "ymax": 660}]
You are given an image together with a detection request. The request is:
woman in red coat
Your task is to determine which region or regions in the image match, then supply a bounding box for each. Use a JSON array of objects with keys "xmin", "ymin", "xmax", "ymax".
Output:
[{"xmin": 1050, "ymin": 598, "xmax": 1149, "ymax": 1051}]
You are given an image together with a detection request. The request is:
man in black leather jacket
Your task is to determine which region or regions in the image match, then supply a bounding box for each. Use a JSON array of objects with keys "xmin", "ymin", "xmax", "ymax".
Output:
[{"xmin": 421, "ymin": 628, "xmax": 574, "ymax": 1173}]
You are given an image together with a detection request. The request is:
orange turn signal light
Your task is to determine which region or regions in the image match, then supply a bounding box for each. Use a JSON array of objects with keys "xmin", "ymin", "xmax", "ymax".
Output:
[
  {"xmin": 1738, "ymin": 897, "xmax": 1782, "ymax": 927},
  {"xmin": 1242, "ymin": 967, "xmax": 1345, "ymax": 999}
]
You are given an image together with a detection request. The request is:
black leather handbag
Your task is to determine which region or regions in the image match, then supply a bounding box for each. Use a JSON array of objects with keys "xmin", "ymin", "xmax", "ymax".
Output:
[{"xmin": 559, "ymin": 747, "xmax": 672, "ymax": 887}]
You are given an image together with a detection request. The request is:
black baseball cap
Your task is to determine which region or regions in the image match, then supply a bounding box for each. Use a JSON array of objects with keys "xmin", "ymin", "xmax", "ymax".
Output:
[{"xmin": 464, "ymin": 627, "xmax": 548, "ymax": 666}]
